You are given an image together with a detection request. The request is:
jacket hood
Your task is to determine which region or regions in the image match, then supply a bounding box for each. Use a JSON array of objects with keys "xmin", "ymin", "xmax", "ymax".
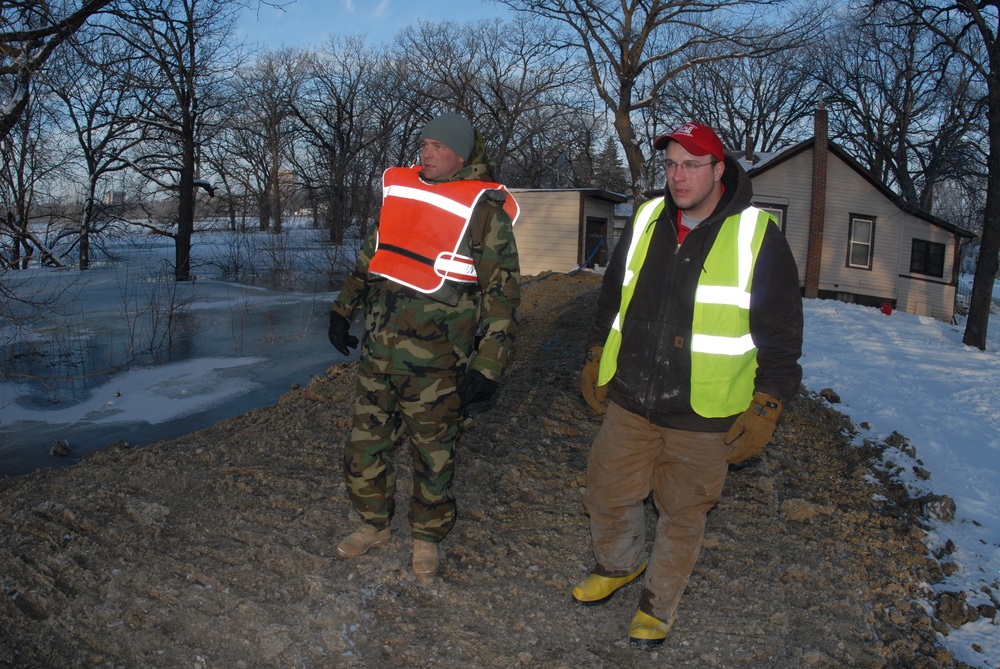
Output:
[{"xmin": 452, "ymin": 128, "xmax": 497, "ymax": 182}]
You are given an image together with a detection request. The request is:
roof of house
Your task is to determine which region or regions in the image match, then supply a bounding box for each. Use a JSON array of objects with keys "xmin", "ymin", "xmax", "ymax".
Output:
[
  {"xmin": 507, "ymin": 187, "xmax": 629, "ymax": 204},
  {"xmin": 738, "ymin": 138, "xmax": 976, "ymax": 239}
]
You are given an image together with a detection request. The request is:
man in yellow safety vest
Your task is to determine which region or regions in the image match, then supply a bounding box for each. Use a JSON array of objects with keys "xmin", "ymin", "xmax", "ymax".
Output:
[{"xmin": 576, "ymin": 121, "xmax": 803, "ymax": 648}]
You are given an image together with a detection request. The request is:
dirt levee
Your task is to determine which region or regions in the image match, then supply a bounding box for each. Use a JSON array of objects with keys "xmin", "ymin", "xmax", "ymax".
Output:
[{"xmin": 0, "ymin": 272, "xmax": 956, "ymax": 668}]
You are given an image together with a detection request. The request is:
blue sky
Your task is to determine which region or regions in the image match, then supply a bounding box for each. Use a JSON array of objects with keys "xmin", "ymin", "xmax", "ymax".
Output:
[{"xmin": 238, "ymin": 0, "xmax": 513, "ymax": 49}]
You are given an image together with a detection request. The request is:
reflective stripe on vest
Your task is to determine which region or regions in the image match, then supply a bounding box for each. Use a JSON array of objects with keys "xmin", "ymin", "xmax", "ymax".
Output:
[
  {"xmin": 597, "ymin": 203, "xmax": 773, "ymax": 417},
  {"xmin": 369, "ymin": 166, "xmax": 519, "ymax": 293},
  {"xmin": 597, "ymin": 197, "xmax": 665, "ymax": 386},
  {"xmin": 689, "ymin": 207, "xmax": 770, "ymax": 417}
]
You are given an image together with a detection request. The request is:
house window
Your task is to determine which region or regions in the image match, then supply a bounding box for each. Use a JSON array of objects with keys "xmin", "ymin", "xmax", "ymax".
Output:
[
  {"xmin": 848, "ymin": 215, "xmax": 875, "ymax": 269},
  {"xmin": 910, "ymin": 239, "xmax": 945, "ymax": 278},
  {"xmin": 754, "ymin": 203, "xmax": 786, "ymax": 233}
]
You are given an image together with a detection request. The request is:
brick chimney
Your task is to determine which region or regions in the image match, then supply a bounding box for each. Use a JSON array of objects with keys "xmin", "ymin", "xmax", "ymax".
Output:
[{"xmin": 804, "ymin": 100, "xmax": 828, "ymax": 298}]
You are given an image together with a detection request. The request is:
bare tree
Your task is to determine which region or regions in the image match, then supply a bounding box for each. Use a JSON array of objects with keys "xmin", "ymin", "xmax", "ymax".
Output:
[
  {"xmin": 499, "ymin": 102, "xmax": 603, "ymax": 188},
  {"xmin": 496, "ymin": 0, "xmax": 823, "ymax": 200},
  {"xmin": 290, "ymin": 37, "xmax": 407, "ymax": 245},
  {"xmin": 396, "ymin": 16, "xmax": 591, "ymax": 185},
  {"xmin": 874, "ymin": 0, "xmax": 997, "ymax": 350},
  {"xmin": 47, "ymin": 28, "xmax": 147, "ymax": 269},
  {"xmin": 0, "ymin": 0, "xmax": 116, "ymax": 142},
  {"xmin": 104, "ymin": 0, "xmax": 246, "ymax": 281},
  {"xmin": 0, "ymin": 87, "xmax": 65, "ymax": 269},
  {"xmin": 257, "ymin": 49, "xmax": 304, "ymax": 235},
  {"xmin": 223, "ymin": 48, "xmax": 308, "ymax": 234},
  {"xmin": 209, "ymin": 104, "xmax": 270, "ymax": 232},
  {"xmin": 658, "ymin": 39, "xmax": 816, "ymax": 157},
  {"xmin": 812, "ymin": 6, "xmax": 985, "ymax": 213}
]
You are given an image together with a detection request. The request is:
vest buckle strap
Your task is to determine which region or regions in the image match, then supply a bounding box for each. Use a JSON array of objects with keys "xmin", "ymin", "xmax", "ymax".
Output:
[
  {"xmin": 434, "ymin": 252, "xmax": 478, "ymax": 283},
  {"xmin": 379, "ymin": 242, "xmax": 434, "ymax": 266}
]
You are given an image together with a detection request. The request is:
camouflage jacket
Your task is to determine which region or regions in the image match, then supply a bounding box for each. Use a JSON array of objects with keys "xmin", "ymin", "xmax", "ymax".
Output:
[{"xmin": 331, "ymin": 135, "xmax": 520, "ymax": 380}]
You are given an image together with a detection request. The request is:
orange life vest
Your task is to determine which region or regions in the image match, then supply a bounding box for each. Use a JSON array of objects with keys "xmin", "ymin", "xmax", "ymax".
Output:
[{"xmin": 368, "ymin": 165, "xmax": 519, "ymax": 294}]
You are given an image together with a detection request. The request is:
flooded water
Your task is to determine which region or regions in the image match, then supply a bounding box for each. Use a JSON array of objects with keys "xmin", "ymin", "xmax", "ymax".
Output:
[{"xmin": 0, "ymin": 228, "xmax": 356, "ymax": 479}]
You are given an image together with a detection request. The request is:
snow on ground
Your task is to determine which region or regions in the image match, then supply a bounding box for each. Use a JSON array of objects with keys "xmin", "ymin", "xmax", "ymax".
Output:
[{"xmin": 799, "ymin": 277, "xmax": 1000, "ymax": 668}]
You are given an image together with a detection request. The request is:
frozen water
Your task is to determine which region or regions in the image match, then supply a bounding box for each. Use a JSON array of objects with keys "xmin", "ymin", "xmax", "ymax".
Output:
[{"xmin": 0, "ymin": 225, "xmax": 357, "ymax": 479}]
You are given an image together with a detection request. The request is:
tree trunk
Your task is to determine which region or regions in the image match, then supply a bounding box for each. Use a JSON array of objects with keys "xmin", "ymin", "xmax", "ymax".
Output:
[
  {"xmin": 270, "ymin": 140, "xmax": 282, "ymax": 234},
  {"xmin": 259, "ymin": 192, "xmax": 271, "ymax": 232},
  {"xmin": 80, "ymin": 184, "xmax": 96, "ymax": 270},
  {"xmin": 962, "ymin": 70, "xmax": 1000, "ymax": 350},
  {"xmin": 612, "ymin": 92, "xmax": 649, "ymax": 203},
  {"xmin": 175, "ymin": 126, "xmax": 196, "ymax": 282}
]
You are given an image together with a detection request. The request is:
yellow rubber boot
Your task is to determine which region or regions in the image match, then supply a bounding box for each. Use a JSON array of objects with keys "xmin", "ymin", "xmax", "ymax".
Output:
[
  {"xmin": 628, "ymin": 610, "xmax": 675, "ymax": 649},
  {"xmin": 571, "ymin": 561, "xmax": 647, "ymax": 605}
]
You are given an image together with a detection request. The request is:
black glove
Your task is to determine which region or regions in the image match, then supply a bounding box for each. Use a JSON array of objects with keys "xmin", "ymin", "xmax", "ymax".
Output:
[
  {"xmin": 328, "ymin": 312, "xmax": 359, "ymax": 356},
  {"xmin": 457, "ymin": 369, "xmax": 499, "ymax": 408}
]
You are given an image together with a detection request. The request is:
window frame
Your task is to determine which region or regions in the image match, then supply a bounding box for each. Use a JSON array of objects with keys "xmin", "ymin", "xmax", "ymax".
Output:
[
  {"xmin": 909, "ymin": 238, "xmax": 945, "ymax": 278},
  {"xmin": 847, "ymin": 214, "xmax": 876, "ymax": 270},
  {"xmin": 754, "ymin": 202, "xmax": 787, "ymax": 234}
]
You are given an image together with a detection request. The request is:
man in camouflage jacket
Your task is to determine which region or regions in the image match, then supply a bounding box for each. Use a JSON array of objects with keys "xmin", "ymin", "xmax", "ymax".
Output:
[{"xmin": 328, "ymin": 112, "xmax": 520, "ymax": 577}]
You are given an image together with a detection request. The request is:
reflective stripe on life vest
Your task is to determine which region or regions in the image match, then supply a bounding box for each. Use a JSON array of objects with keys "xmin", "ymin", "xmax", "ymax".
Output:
[{"xmin": 597, "ymin": 197, "xmax": 665, "ymax": 386}]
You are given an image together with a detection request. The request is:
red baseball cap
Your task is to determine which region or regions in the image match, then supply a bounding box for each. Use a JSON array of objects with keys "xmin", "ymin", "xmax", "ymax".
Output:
[{"xmin": 653, "ymin": 122, "xmax": 725, "ymax": 162}]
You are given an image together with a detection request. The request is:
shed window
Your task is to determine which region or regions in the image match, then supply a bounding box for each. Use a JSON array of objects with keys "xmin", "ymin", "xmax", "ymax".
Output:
[
  {"xmin": 754, "ymin": 203, "xmax": 786, "ymax": 233},
  {"xmin": 910, "ymin": 239, "xmax": 945, "ymax": 278},
  {"xmin": 848, "ymin": 215, "xmax": 875, "ymax": 269}
]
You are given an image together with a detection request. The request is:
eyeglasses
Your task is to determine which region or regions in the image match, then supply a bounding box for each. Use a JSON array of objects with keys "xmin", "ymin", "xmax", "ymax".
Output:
[{"xmin": 664, "ymin": 160, "xmax": 718, "ymax": 173}]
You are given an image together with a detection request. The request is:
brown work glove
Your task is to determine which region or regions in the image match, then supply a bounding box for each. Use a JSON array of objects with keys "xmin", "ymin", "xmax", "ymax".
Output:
[
  {"xmin": 724, "ymin": 392, "xmax": 782, "ymax": 464},
  {"xmin": 579, "ymin": 346, "xmax": 607, "ymax": 414}
]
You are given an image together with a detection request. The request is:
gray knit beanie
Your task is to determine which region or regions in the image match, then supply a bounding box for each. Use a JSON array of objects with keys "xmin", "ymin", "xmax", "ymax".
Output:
[{"xmin": 420, "ymin": 112, "xmax": 475, "ymax": 161}]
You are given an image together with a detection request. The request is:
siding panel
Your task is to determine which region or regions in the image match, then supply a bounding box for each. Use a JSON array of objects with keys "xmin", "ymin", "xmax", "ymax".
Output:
[
  {"xmin": 750, "ymin": 150, "xmax": 812, "ymax": 284},
  {"xmin": 509, "ymin": 190, "xmax": 581, "ymax": 276}
]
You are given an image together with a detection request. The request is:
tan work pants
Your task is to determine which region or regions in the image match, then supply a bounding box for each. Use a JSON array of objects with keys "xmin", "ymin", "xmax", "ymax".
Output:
[{"xmin": 584, "ymin": 401, "xmax": 731, "ymax": 620}]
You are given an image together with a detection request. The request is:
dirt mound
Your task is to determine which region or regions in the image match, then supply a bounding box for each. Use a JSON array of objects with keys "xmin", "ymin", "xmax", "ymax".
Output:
[{"xmin": 0, "ymin": 272, "xmax": 964, "ymax": 668}]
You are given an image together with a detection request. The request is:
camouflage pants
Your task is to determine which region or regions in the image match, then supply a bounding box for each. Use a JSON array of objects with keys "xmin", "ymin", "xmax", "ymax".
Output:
[{"xmin": 344, "ymin": 371, "xmax": 463, "ymax": 542}]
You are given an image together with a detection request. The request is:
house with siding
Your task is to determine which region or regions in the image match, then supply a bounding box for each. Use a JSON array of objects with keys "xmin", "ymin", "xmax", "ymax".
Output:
[
  {"xmin": 745, "ymin": 107, "xmax": 975, "ymax": 321},
  {"xmin": 508, "ymin": 188, "xmax": 627, "ymax": 277}
]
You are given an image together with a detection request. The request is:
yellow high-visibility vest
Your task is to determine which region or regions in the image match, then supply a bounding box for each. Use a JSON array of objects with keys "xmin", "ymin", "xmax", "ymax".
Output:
[{"xmin": 598, "ymin": 199, "xmax": 773, "ymax": 417}]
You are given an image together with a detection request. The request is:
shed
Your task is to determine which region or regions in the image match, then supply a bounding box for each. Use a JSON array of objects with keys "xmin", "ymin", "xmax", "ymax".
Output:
[{"xmin": 508, "ymin": 188, "xmax": 628, "ymax": 277}]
